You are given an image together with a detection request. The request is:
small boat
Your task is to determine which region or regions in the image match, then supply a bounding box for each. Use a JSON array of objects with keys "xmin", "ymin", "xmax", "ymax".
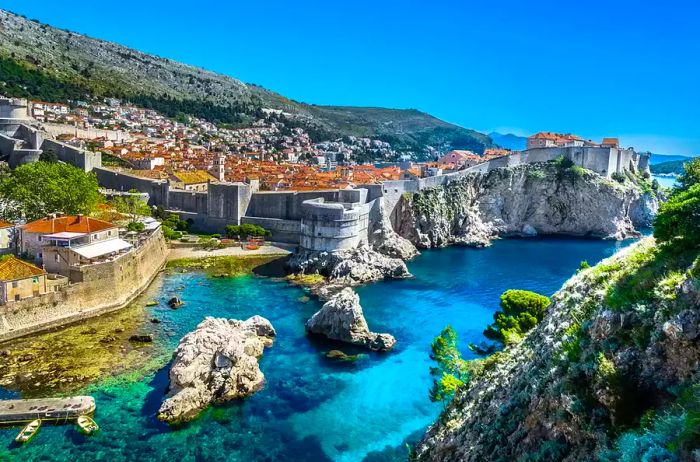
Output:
[
  {"xmin": 77, "ymin": 415, "xmax": 99, "ymax": 435},
  {"xmin": 15, "ymin": 419, "xmax": 41, "ymax": 444}
]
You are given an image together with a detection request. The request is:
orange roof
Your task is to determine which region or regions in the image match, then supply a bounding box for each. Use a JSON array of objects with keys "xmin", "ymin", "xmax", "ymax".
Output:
[
  {"xmin": 0, "ymin": 256, "xmax": 45, "ymax": 281},
  {"xmin": 601, "ymin": 137, "xmax": 619, "ymax": 146},
  {"xmin": 23, "ymin": 216, "xmax": 116, "ymax": 234},
  {"xmin": 0, "ymin": 220, "xmax": 13, "ymax": 229}
]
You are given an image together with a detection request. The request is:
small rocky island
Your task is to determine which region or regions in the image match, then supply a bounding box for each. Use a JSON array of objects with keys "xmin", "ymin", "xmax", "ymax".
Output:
[
  {"xmin": 306, "ymin": 287, "xmax": 396, "ymax": 351},
  {"xmin": 158, "ymin": 316, "xmax": 276, "ymax": 423}
]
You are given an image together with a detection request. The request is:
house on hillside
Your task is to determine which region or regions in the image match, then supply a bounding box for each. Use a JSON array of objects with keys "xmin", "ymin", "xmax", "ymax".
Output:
[
  {"xmin": 0, "ymin": 256, "xmax": 48, "ymax": 304},
  {"xmin": 438, "ymin": 150, "xmax": 482, "ymax": 168}
]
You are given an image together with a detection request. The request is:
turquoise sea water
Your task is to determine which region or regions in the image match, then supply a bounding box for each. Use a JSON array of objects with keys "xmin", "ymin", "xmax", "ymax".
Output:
[
  {"xmin": 1, "ymin": 237, "xmax": 635, "ymax": 462},
  {"xmin": 652, "ymin": 174, "xmax": 678, "ymax": 189}
]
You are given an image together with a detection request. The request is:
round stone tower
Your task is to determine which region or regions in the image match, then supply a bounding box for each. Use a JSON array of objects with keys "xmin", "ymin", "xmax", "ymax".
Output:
[{"xmin": 0, "ymin": 98, "xmax": 31, "ymax": 120}]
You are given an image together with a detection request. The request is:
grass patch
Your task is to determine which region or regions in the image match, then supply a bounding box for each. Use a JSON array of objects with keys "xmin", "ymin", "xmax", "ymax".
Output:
[
  {"xmin": 166, "ymin": 255, "xmax": 284, "ymax": 277},
  {"xmin": 286, "ymin": 273, "xmax": 326, "ymax": 287}
]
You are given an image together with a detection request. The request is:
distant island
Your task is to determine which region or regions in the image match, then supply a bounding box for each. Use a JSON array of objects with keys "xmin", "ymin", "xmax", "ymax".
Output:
[{"xmin": 651, "ymin": 158, "xmax": 690, "ymax": 175}]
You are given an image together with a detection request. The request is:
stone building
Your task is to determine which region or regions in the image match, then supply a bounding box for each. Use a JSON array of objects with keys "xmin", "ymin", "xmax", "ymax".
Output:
[
  {"xmin": 169, "ymin": 170, "xmax": 217, "ymax": 191},
  {"xmin": 0, "ymin": 256, "xmax": 47, "ymax": 304},
  {"xmin": 20, "ymin": 215, "xmax": 120, "ymax": 262}
]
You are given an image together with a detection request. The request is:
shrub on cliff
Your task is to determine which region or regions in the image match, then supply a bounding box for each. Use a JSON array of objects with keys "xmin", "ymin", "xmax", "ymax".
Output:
[
  {"xmin": 483, "ymin": 290, "xmax": 551, "ymax": 345},
  {"xmin": 0, "ymin": 161, "xmax": 101, "ymax": 221},
  {"xmin": 429, "ymin": 326, "xmax": 468, "ymax": 404},
  {"xmin": 654, "ymin": 184, "xmax": 700, "ymax": 248},
  {"xmin": 676, "ymin": 157, "xmax": 700, "ymax": 193}
]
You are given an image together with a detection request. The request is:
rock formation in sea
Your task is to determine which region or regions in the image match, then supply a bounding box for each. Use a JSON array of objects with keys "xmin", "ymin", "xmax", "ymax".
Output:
[
  {"xmin": 395, "ymin": 163, "xmax": 659, "ymax": 248},
  {"xmin": 415, "ymin": 238, "xmax": 700, "ymax": 461},
  {"xmin": 306, "ymin": 287, "xmax": 396, "ymax": 351},
  {"xmin": 157, "ymin": 315, "xmax": 276, "ymax": 423},
  {"xmin": 287, "ymin": 245, "xmax": 411, "ymax": 287}
]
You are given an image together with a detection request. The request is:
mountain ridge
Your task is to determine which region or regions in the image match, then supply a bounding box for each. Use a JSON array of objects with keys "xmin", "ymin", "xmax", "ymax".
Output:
[{"xmin": 0, "ymin": 9, "xmax": 491, "ymax": 157}]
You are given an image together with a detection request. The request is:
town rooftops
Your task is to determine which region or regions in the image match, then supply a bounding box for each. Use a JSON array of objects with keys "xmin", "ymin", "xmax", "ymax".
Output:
[
  {"xmin": 529, "ymin": 132, "xmax": 583, "ymax": 142},
  {"xmin": 23, "ymin": 216, "xmax": 116, "ymax": 235},
  {"xmin": 601, "ymin": 137, "xmax": 620, "ymax": 147},
  {"xmin": 0, "ymin": 220, "xmax": 13, "ymax": 229},
  {"xmin": 0, "ymin": 256, "xmax": 45, "ymax": 281},
  {"xmin": 170, "ymin": 170, "xmax": 216, "ymax": 185}
]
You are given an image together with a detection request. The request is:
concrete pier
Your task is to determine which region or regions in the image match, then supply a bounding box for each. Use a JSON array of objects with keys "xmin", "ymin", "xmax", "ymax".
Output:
[{"xmin": 0, "ymin": 396, "xmax": 95, "ymax": 424}]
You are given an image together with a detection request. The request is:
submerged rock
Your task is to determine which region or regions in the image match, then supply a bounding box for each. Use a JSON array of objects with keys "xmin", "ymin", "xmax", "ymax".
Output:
[
  {"xmin": 129, "ymin": 334, "xmax": 154, "ymax": 343},
  {"xmin": 306, "ymin": 288, "xmax": 396, "ymax": 351},
  {"xmin": 325, "ymin": 350, "xmax": 367, "ymax": 362},
  {"xmin": 157, "ymin": 316, "xmax": 276, "ymax": 423},
  {"xmin": 167, "ymin": 297, "xmax": 183, "ymax": 308}
]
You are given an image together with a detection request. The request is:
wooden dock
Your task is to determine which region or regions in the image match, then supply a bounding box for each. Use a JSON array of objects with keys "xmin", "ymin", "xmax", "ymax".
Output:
[{"xmin": 0, "ymin": 396, "xmax": 95, "ymax": 425}]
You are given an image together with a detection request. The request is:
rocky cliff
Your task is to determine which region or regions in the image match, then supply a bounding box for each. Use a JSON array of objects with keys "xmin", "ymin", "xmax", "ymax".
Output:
[
  {"xmin": 396, "ymin": 163, "xmax": 659, "ymax": 248},
  {"xmin": 415, "ymin": 238, "xmax": 700, "ymax": 461}
]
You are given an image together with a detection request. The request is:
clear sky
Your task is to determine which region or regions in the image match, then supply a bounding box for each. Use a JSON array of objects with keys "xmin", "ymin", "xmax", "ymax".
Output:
[{"xmin": 3, "ymin": 0, "xmax": 699, "ymax": 155}]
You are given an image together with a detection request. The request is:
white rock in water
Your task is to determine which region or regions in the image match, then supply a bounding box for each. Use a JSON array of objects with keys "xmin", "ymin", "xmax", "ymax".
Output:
[
  {"xmin": 157, "ymin": 316, "xmax": 276, "ymax": 423},
  {"xmin": 305, "ymin": 287, "xmax": 396, "ymax": 351}
]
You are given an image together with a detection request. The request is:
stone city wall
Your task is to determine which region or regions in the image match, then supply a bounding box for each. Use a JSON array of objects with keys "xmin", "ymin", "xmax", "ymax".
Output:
[
  {"xmin": 41, "ymin": 123, "xmax": 132, "ymax": 142},
  {"xmin": 0, "ymin": 229, "xmax": 168, "ymax": 343},
  {"xmin": 299, "ymin": 197, "xmax": 372, "ymax": 252}
]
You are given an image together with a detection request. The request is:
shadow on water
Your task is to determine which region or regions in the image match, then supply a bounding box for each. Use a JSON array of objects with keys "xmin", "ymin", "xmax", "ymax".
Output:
[
  {"xmin": 253, "ymin": 255, "xmax": 291, "ymax": 278},
  {"xmin": 140, "ymin": 362, "xmax": 173, "ymax": 433}
]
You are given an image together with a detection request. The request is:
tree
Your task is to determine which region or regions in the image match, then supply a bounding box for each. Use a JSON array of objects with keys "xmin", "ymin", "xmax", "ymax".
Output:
[
  {"xmin": 225, "ymin": 224, "xmax": 271, "ymax": 239},
  {"xmin": 653, "ymin": 184, "xmax": 700, "ymax": 248},
  {"xmin": 483, "ymin": 290, "xmax": 551, "ymax": 345},
  {"xmin": 113, "ymin": 189, "xmax": 150, "ymax": 223},
  {"xmin": 0, "ymin": 162, "xmax": 101, "ymax": 221},
  {"xmin": 38, "ymin": 149, "xmax": 58, "ymax": 163},
  {"xmin": 677, "ymin": 158, "xmax": 700, "ymax": 193},
  {"xmin": 429, "ymin": 326, "xmax": 468, "ymax": 404}
]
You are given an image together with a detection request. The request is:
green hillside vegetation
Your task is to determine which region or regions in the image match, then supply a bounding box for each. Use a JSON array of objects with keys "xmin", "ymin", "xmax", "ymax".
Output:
[
  {"xmin": 650, "ymin": 159, "xmax": 689, "ymax": 175},
  {"xmin": 0, "ymin": 9, "xmax": 491, "ymax": 155}
]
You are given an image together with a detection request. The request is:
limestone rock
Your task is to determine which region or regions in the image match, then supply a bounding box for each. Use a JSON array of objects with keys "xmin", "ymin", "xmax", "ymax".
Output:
[
  {"xmin": 396, "ymin": 163, "xmax": 659, "ymax": 249},
  {"xmin": 287, "ymin": 245, "xmax": 411, "ymax": 286},
  {"xmin": 167, "ymin": 297, "xmax": 183, "ymax": 308},
  {"xmin": 157, "ymin": 316, "xmax": 276, "ymax": 423},
  {"xmin": 368, "ymin": 200, "xmax": 419, "ymax": 260},
  {"xmin": 305, "ymin": 287, "xmax": 396, "ymax": 351}
]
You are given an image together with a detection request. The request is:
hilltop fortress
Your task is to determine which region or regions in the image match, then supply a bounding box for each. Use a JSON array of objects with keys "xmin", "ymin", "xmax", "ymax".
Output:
[{"xmin": 0, "ymin": 98, "xmax": 652, "ymax": 253}]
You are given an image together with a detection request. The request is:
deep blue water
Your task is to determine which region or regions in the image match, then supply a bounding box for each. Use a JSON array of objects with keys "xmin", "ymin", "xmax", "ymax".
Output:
[{"xmin": 1, "ymin": 237, "xmax": 635, "ymax": 462}]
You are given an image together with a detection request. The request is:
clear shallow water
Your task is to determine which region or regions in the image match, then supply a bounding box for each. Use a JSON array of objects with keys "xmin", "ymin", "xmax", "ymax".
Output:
[
  {"xmin": 652, "ymin": 174, "xmax": 678, "ymax": 189},
  {"xmin": 1, "ymin": 237, "xmax": 635, "ymax": 462}
]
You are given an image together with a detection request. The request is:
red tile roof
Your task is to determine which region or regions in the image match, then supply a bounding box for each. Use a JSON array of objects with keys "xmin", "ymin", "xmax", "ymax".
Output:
[
  {"xmin": 0, "ymin": 256, "xmax": 45, "ymax": 281},
  {"xmin": 23, "ymin": 216, "xmax": 116, "ymax": 234},
  {"xmin": 0, "ymin": 220, "xmax": 13, "ymax": 229}
]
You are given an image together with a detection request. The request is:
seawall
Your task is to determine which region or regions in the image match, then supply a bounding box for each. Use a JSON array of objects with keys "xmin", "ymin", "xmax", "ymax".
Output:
[{"xmin": 0, "ymin": 230, "xmax": 168, "ymax": 343}]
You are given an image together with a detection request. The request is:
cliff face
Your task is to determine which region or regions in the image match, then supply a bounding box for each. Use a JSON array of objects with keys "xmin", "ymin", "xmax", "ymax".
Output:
[
  {"xmin": 396, "ymin": 163, "xmax": 659, "ymax": 248},
  {"xmin": 416, "ymin": 238, "xmax": 700, "ymax": 461}
]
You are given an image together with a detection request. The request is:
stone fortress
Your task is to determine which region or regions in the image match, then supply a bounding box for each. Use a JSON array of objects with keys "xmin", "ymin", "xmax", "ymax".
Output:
[{"xmin": 0, "ymin": 98, "xmax": 651, "ymax": 254}]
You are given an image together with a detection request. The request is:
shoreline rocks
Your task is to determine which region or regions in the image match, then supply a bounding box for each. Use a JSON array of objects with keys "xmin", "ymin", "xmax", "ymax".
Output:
[
  {"xmin": 157, "ymin": 315, "xmax": 276, "ymax": 423},
  {"xmin": 305, "ymin": 287, "xmax": 396, "ymax": 351},
  {"xmin": 287, "ymin": 245, "xmax": 411, "ymax": 288}
]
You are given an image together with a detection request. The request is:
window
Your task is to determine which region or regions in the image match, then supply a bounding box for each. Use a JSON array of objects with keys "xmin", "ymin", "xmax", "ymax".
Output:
[
  {"xmin": 14, "ymin": 294, "xmax": 20, "ymax": 301},
  {"xmin": 12, "ymin": 281, "xmax": 18, "ymax": 288},
  {"xmin": 32, "ymin": 277, "xmax": 39, "ymax": 283},
  {"xmin": 55, "ymin": 254, "xmax": 60, "ymax": 262}
]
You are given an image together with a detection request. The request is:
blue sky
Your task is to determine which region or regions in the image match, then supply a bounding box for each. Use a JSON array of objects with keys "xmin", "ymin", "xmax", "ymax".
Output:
[{"xmin": 3, "ymin": 0, "xmax": 699, "ymax": 155}]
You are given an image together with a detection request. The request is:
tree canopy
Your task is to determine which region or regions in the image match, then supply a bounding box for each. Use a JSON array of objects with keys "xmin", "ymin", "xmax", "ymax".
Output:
[
  {"xmin": 483, "ymin": 290, "xmax": 551, "ymax": 345},
  {"xmin": 429, "ymin": 326, "xmax": 468, "ymax": 404},
  {"xmin": 0, "ymin": 162, "xmax": 102, "ymax": 221},
  {"xmin": 113, "ymin": 189, "xmax": 150, "ymax": 224}
]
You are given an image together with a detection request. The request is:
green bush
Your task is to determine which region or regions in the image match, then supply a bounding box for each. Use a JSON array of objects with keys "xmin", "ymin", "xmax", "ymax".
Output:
[
  {"xmin": 611, "ymin": 172, "xmax": 626, "ymax": 183},
  {"xmin": 429, "ymin": 326, "xmax": 468, "ymax": 404},
  {"xmin": 126, "ymin": 221, "xmax": 145, "ymax": 233},
  {"xmin": 653, "ymin": 184, "xmax": 700, "ymax": 248},
  {"xmin": 677, "ymin": 158, "xmax": 700, "ymax": 192},
  {"xmin": 483, "ymin": 290, "xmax": 551, "ymax": 345},
  {"xmin": 162, "ymin": 225, "xmax": 182, "ymax": 241},
  {"xmin": 225, "ymin": 224, "xmax": 272, "ymax": 239}
]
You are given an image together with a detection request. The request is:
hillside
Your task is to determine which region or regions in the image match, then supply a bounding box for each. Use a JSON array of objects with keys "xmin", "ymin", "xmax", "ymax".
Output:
[
  {"xmin": 651, "ymin": 159, "xmax": 688, "ymax": 175},
  {"xmin": 488, "ymin": 131, "xmax": 527, "ymax": 151},
  {"xmin": 0, "ymin": 9, "xmax": 490, "ymax": 157}
]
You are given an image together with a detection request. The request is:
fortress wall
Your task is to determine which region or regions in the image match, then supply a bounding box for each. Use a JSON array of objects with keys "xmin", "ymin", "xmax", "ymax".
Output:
[
  {"xmin": 0, "ymin": 230, "xmax": 168, "ymax": 343},
  {"xmin": 247, "ymin": 190, "xmax": 353, "ymax": 221},
  {"xmin": 241, "ymin": 216, "xmax": 301, "ymax": 244},
  {"xmin": 299, "ymin": 198, "xmax": 369, "ymax": 252},
  {"xmin": 41, "ymin": 139, "xmax": 102, "ymax": 172},
  {"xmin": 94, "ymin": 167, "xmax": 170, "ymax": 206},
  {"xmin": 0, "ymin": 133, "xmax": 20, "ymax": 158},
  {"xmin": 168, "ymin": 189, "xmax": 208, "ymax": 214},
  {"xmin": 8, "ymin": 149, "xmax": 42, "ymax": 168},
  {"xmin": 41, "ymin": 123, "xmax": 132, "ymax": 142}
]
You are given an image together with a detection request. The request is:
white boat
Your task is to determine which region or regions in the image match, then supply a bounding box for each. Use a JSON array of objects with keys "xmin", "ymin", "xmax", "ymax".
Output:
[
  {"xmin": 77, "ymin": 415, "xmax": 99, "ymax": 435},
  {"xmin": 15, "ymin": 419, "xmax": 41, "ymax": 443}
]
